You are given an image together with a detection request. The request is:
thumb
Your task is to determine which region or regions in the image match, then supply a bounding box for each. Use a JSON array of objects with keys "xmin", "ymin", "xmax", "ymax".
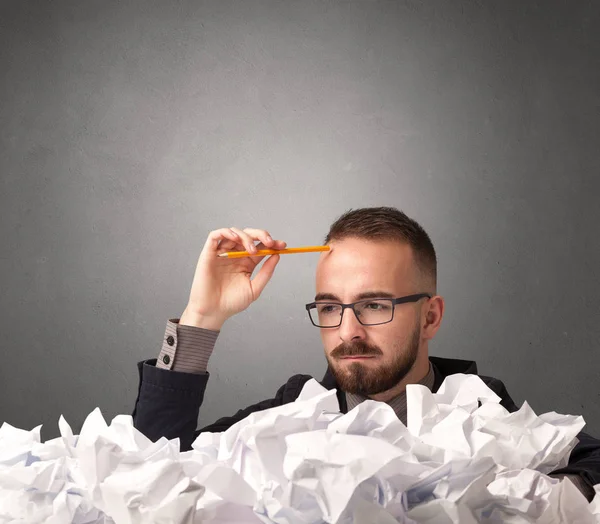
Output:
[{"xmin": 250, "ymin": 254, "xmax": 280, "ymax": 300}]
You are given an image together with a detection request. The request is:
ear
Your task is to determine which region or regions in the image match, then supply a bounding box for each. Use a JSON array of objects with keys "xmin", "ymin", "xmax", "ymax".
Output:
[{"xmin": 421, "ymin": 295, "xmax": 444, "ymax": 341}]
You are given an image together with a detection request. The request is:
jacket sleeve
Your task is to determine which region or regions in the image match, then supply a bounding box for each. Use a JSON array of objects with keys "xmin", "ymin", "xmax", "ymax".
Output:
[
  {"xmin": 132, "ymin": 359, "xmax": 210, "ymax": 451},
  {"xmin": 550, "ymin": 431, "xmax": 600, "ymax": 496},
  {"xmin": 132, "ymin": 359, "xmax": 312, "ymax": 451},
  {"xmin": 479, "ymin": 375, "xmax": 519, "ymax": 412}
]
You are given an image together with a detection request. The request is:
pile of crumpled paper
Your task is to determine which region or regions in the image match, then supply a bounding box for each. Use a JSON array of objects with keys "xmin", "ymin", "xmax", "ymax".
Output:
[{"xmin": 1, "ymin": 374, "xmax": 599, "ymax": 523}]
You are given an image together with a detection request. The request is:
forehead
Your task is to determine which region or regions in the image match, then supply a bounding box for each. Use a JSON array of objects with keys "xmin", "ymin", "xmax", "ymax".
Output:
[{"xmin": 315, "ymin": 238, "xmax": 416, "ymax": 297}]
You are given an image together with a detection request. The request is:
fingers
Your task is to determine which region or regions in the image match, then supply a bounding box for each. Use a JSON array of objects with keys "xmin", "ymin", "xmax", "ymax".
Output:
[
  {"xmin": 240, "ymin": 228, "xmax": 275, "ymax": 248},
  {"xmin": 217, "ymin": 239, "xmax": 286, "ymax": 256},
  {"xmin": 204, "ymin": 227, "xmax": 286, "ymax": 257},
  {"xmin": 231, "ymin": 227, "xmax": 286, "ymax": 253},
  {"xmin": 204, "ymin": 228, "xmax": 242, "ymax": 254},
  {"xmin": 243, "ymin": 228, "xmax": 287, "ymax": 252},
  {"xmin": 250, "ymin": 254, "xmax": 280, "ymax": 299},
  {"xmin": 228, "ymin": 227, "xmax": 266, "ymax": 254},
  {"xmin": 269, "ymin": 239, "xmax": 287, "ymax": 250},
  {"xmin": 255, "ymin": 240, "xmax": 287, "ymax": 251},
  {"xmin": 228, "ymin": 227, "xmax": 258, "ymax": 254},
  {"xmin": 216, "ymin": 238, "xmax": 241, "ymax": 252}
]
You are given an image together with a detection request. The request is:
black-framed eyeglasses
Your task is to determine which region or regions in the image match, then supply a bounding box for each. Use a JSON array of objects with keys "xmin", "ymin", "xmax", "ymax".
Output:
[{"xmin": 305, "ymin": 293, "xmax": 431, "ymax": 328}]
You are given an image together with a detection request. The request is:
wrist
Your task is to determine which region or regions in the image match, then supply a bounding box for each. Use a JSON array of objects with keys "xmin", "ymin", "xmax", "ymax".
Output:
[{"xmin": 179, "ymin": 308, "xmax": 225, "ymax": 331}]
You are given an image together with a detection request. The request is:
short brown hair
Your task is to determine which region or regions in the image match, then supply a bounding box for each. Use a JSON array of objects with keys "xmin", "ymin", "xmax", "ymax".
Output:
[{"xmin": 324, "ymin": 207, "xmax": 437, "ymax": 291}]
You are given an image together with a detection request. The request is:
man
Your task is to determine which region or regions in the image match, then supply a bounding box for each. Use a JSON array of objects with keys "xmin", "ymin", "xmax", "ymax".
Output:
[{"xmin": 132, "ymin": 207, "xmax": 600, "ymax": 500}]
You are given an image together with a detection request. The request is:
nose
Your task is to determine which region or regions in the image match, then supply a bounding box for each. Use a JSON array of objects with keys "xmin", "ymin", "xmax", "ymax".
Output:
[{"xmin": 337, "ymin": 305, "xmax": 366, "ymax": 342}]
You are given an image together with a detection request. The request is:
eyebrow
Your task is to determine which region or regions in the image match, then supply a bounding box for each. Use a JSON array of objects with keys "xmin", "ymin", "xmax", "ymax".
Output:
[{"xmin": 313, "ymin": 290, "xmax": 395, "ymax": 302}]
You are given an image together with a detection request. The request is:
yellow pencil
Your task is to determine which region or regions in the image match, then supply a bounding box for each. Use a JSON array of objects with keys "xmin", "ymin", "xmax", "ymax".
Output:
[{"xmin": 218, "ymin": 245, "xmax": 330, "ymax": 258}]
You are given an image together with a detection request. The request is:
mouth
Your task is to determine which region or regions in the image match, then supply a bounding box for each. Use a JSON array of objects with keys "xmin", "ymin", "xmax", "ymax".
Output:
[{"xmin": 339, "ymin": 355, "xmax": 377, "ymax": 361}]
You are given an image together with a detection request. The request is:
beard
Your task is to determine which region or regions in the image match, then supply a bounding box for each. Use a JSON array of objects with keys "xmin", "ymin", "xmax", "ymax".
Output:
[{"xmin": 326, "ymin": 323, "xmax": 421, "ymax": 396}]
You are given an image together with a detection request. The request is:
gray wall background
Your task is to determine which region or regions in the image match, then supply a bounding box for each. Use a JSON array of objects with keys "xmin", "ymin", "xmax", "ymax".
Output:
[{"xmin": 1, "ymin": 0, "xmax": 599, "ymax": 441}]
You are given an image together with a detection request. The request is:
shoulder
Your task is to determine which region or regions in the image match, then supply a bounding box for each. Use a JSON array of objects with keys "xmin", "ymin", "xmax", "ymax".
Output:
[
  {"xmin": 430, "ymin": 356, "xmax": 518, "ymax": 412},
  {"xmin": 275, "ymin": 374, "xmax": 315, "ymax": 403},
  {"xmin": 476, "ymin": 374, "xmax": 519, "ymax": 412}
]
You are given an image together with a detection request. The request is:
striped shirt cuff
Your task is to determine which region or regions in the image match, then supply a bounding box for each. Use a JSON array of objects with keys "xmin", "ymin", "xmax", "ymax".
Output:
[{"xmin": 156, "ymin": 319, "xmax": 219, "ymax": 374}]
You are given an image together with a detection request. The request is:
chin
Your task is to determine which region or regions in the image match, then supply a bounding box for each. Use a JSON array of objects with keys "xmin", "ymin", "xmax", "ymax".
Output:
[{"xmin": 336, "ymin": 360, "xmax": 384, "ymax": 379}]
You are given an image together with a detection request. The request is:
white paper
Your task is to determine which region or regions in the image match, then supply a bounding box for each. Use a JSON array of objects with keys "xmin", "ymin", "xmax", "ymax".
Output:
[
  {"xmin": 590, "ymin": 484, "xmax": 600, "ymax": 518},
  {"xmin": 0, "ymin": 376, "xmax": 599, "ymax": 523}
]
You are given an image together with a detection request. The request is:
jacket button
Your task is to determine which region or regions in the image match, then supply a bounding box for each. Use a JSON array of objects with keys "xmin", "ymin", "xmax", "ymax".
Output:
[
  {"xmin": 166, "ymin": 335, "xmax": 175, "ymax": 346},
  {"xmin": 162, "ymin": 354, "xmax": 171, "ymax": 365}
]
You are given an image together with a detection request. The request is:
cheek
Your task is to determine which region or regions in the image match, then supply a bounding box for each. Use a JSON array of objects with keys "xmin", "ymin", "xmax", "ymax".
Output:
[
  {"xmin": 374, "ymin": 325, "xmax": 409, "ymax": 354},
  {"xmin": 320, "ymin": 330, "xmax": 338, "ymax": 353},
  {"xmin": 391, "ymin": 311, "xmax": 419, "ymax": 336}
]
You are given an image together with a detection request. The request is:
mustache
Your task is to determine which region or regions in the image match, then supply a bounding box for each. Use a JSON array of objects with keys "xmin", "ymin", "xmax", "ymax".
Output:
[{"xmin": 330, "ymin": 341, "xmax": 383, "ymax": 358}]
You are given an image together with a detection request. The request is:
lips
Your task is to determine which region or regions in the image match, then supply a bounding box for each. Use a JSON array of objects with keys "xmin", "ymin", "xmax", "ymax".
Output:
[{"xmin": 340, "ymin": 356, "xmax": 376, "ymax": 360}]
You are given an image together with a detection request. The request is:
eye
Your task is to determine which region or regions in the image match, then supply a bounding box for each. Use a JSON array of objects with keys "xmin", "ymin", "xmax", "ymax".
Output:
[
  {"xmin": 364, "ymin": 302, "xmax": 390, "ymax": 311},
  {"xmin": 365, "ymin": 302, "xmax": 382, "ymax": 310},
  {"xmin": 317, "ymin": 304, "xmax": 339, "ymax": 314}
]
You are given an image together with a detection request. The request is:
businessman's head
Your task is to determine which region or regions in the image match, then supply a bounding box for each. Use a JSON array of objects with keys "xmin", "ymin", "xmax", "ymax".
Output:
[{"xmin": 313, "ymin": 207, "xmax": 444, "ymax": 400}]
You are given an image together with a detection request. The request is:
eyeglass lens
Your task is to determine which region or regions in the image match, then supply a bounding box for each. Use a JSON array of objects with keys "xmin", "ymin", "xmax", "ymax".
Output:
[{"xmin": 310, "ymin": 299, "xmax": 393, "ymax": 327}]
